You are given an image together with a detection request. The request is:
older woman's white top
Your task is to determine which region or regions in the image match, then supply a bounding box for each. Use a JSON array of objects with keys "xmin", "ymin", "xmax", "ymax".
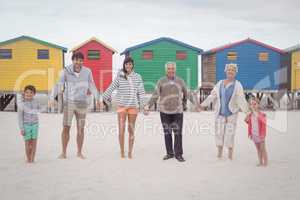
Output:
[{"xmin": 201, "ymin": 80, "xmax": 249, "ymax": 117}]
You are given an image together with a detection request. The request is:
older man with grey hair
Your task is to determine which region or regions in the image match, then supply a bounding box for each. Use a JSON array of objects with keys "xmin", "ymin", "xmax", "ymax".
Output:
[{"xmin": 144, "ymin": 61, "xmax": 198, "ymax": 162}]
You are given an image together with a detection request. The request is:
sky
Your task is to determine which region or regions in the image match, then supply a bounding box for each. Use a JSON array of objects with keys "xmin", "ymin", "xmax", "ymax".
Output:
[{"xmin": 1, "ymin": 0, "xmax": 299, "ymax": 81}]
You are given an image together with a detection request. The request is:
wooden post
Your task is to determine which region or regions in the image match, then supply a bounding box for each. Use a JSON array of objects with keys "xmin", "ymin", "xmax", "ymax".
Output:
[
  {"xmin": 0, "ymin": 94, "xmax": 3, "ymax": 111},
  {"xmin": 103, "ymin": 101, "xmax": 109, "ymax": 112},
  {"xmin": 257, "ymin": 92, "xmax": 264, "ymax": 101},
  {"xmin": 14, "ymin": 94, "xmax": 17, "ymax": 112},
  {"xmin": 292, "ymin": 92, "xmax": 295, "ymax": 110},
  {"xmin": 297, "ymin": 92, "xmax": 300, "ymax": 110}
]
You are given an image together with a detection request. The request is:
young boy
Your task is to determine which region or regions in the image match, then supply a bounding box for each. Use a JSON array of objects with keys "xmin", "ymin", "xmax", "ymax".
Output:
[{"xmin": 18, "ymin": 85, "xmax": 40, "ymax": 163}]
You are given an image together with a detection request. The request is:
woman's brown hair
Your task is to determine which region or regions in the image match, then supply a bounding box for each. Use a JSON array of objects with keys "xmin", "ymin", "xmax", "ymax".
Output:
[{"xmin": 122, "ymin": 57, "xmax": 134, "ymax": 79}]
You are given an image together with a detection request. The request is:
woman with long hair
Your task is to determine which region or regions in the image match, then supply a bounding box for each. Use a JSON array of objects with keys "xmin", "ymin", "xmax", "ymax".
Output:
[{"xmin": 103, "ymin": 57, "xmax": 145, "ymax": 159}]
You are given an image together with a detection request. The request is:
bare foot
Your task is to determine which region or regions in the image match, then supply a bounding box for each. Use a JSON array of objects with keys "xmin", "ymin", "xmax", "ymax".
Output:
[
  {"xmin": 217, "ymin": 151, "xmax": 223, "ymax": 159},
  {"xmin": 121, "ymin": 152, "xmax": 126, "ymax": 159},
  {"xmin": 217, "ymin": 146, "xmax": 223, "ymax": 159},
  {"xmin": 77, "ymin": 153, "xmax": 86, "ymax": 159},
  {"xmin": 58, "ymin": 154, "xmax": 67, "ymax": 159},
  {"xmin": 228, "ymin": 151, "xmax": 233, "ymax": 160},
  {"xmin": 128, "ymin": 152, "xmax": 133, "ymax": 159}
]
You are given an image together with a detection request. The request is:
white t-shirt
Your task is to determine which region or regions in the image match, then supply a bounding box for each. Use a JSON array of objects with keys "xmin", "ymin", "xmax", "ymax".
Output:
[{"xmin": 251, "ymin": 112, "xmax": 259, "ymax": 136}]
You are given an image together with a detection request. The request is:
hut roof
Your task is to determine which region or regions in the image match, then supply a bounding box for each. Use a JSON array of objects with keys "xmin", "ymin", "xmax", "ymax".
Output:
[
  {"xmin": 71, "ymin": 37, "xmax": 117, "ymax": 53},
  {"xmin": 121, "ymin": 37, "xmax": 203, "ymax": 55},
  {"xmin": 0, "ymin": 35, "xmax": 67, "ymax": 52},
  {"xmin": 203, "ymin": 38, "xmax": 285, "ymax": 55},
  {"xmin": 285, "ymin": 44, "xmax": 300, "ymax": 53}
]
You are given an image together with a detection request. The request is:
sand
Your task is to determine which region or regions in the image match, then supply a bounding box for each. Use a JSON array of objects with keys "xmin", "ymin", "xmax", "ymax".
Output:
[{"xmin": 0, "ymin": 111, "xmax": 299, "ymax": 200}]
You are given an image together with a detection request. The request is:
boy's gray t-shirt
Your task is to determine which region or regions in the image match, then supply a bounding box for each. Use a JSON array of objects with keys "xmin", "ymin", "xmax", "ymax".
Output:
[{"xmin": 18, "ymin": 98, "xmax": 40, "ymax": 130}]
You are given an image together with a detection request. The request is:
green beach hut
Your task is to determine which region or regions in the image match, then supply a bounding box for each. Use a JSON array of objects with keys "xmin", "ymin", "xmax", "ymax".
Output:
[{"xmin": 121, "ymin": 37, "xmax": 203, "ymax": 92}]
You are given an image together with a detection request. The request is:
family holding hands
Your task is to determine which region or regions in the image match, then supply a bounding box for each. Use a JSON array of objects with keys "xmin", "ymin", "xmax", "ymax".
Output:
[{"xmin": 18, "ymin": 51, "xmax": 268, "ymax": 167}]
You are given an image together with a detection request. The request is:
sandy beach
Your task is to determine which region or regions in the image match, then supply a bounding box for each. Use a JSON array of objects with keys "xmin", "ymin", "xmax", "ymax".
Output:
[{"xmin": 0, "ymin": 111, "xmax": 299, "ymax": 200}]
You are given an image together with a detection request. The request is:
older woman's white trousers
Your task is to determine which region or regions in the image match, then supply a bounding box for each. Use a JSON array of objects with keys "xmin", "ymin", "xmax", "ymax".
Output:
[{"xmin": 215, "ymin": 114, "xmax": 238, "ymax": 148}]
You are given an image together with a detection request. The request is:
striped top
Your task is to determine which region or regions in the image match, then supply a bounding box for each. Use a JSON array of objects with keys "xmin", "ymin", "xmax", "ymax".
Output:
[{"xmin": 103, "ymin": 70, "xmax": 145, "ymax": 108}]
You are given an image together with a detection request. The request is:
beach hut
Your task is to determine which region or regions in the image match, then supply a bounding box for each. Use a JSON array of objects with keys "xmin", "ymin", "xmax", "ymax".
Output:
[
  {"xmin": 283, "ymin": 44, "xmax": 300, "ymax": 91},
  {"xmin": 121, "ymin": 37, "xmax": 203, "ymax": 92},
  {"xmin": 71, "ymin": 37, "xmax": 117, "ymax": 92},
  {"xmin": 281, "ymin": 44, "xmax": 300, "ymax": 109},
  {"xmin": 0, "ymin": 35, "xmax": 67, "ymax": 111},
  {"xmin": 201, "ymin": 38, "xmax": 285, "ymax": 108}
]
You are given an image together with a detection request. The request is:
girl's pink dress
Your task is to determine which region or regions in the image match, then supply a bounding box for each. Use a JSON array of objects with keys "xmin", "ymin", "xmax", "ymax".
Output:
[{"xmin": 246, "ymin": 111, "xmax": 266, "ymax": 144}]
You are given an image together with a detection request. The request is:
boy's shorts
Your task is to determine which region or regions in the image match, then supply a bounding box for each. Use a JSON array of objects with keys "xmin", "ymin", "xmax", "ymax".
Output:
[{"xmin": 24, "ymin": 123, "xmax": 39, "ymax": 141}]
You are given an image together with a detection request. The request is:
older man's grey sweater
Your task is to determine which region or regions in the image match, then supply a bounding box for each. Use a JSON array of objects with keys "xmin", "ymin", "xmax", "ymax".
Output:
[{"xmin": 147, "ymin": 76, "xmax": 196, "ymax": 114}]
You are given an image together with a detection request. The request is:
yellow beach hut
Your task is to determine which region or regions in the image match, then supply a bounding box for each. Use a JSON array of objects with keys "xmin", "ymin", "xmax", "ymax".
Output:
[
  {"xmin": 0, "ymin": 35, "xmax": 67, "ymax": 110},
  {"xmin": 282, "ymin": 44, "xmax": 300, "ymax": 109},
  {"xmin": 286, "ymin": 45, "xmax": 300, "ymax": 91}
]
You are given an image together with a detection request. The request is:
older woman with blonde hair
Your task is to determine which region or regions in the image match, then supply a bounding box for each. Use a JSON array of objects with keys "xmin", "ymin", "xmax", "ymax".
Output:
[{"xmin": 200, "ymin": 63, "xmax": 249, "ymax": 160}]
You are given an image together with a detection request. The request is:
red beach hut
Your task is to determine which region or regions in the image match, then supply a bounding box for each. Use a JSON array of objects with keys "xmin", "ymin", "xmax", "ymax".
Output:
[{"xmin": 71, "ymin": 37, "xmax": 117, "ymax": 92}]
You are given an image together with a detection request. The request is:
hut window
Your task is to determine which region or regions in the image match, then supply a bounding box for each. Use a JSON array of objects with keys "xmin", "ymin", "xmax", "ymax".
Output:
[
  {"xmin": 142, "ymin": 50, "xmax": 153, "ymax": 60},
  {"xmin": 0, "ymin": 49, "xmax": 12, "ymax": 59},
  {"xmin": 88, "ymin": 50, "xmax": 100, "ymax": 60},
  {"xmin": 259, "ymin": 52, "xmax": 269, "ymax": 61},
  {"xmin": 37, "ymin": 49, "xmax": 49, "ymax": 59},
  {"xmin": 227, "ymin": 52, "xmax": 237, "ymax": 60},
  {"xmin": 176, "ymin": 51, "xmax": 187, "ymax": 60}
]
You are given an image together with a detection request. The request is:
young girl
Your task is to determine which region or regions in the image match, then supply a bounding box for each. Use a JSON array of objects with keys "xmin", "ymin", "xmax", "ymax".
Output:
[
  {"xmin": 18, "ymin": 85, "xmax": 40, "ymax": 163},
  {"xmin": 102, "ymin": 57, "xmax": 145, "ymax": 159},
  {"xmin": 245, "ymin": 97, "xmax": 268, "ymax": 167}
]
